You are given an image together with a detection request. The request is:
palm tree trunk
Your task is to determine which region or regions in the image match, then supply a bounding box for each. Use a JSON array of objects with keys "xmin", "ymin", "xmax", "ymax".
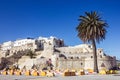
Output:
[{"xmin": 92, "ymin": 39, "xmax": 99, "ymax": 73}]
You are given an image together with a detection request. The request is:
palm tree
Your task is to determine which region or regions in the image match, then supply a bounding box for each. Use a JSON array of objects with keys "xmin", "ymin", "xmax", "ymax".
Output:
[{"xmin": 76, "ymin": 11, "xmax": 108, "ymax": 73}]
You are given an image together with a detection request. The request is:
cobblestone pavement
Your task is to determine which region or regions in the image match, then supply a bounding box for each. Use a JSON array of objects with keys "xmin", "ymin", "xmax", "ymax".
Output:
[{"xmin": 0, "ymin": 74, "xmax": 120, "ymax": 80}]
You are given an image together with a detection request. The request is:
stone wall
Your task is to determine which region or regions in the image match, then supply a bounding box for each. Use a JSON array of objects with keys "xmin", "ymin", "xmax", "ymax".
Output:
[
  {"xmin": 54, "ymin": 56, "xmax": 116, "ymax": 71},
  {"xmin": 0, "ymin": 36, "xmax": 117, "ymax": 71},
  {"xmin": 53, "ymin": 46, "xmax": 117, "ymax": 71},
  {"xmin": 56, "ymin": 58, "xmax": 85, "ymax": 70}
]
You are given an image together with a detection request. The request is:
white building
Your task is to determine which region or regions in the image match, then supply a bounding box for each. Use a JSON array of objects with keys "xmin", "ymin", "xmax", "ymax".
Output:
[
  {"xmin": 1, "ymin": 41, "xmax": 13, "ymax": 51},
  {"xmin": 0, "ymin": 36, "xmax": 117, "ymax": 71},
  {"xmin": 38, "ymin": 36, "xmax": 64, "ymax": 48},
  {"xmin": 13, "ymin": 38, "xmax": 35, "ymax": 47}
]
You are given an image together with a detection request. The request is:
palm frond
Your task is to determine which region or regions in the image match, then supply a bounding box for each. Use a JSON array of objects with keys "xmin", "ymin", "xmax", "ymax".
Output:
[{"xmin": 76, "ymin": 11, "xmax": 108, "ymax": 43}]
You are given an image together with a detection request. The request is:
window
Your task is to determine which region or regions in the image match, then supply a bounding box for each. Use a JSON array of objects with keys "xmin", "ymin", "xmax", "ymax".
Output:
[
  {"xmin": 100, "ymin": 55, "xmax": 102, "ymax": 58},
  {"xmin": 81, "ymin": 63, "xmax": 83, "ymax": 65},
  {"xmin": 77, "ymin": 57, "xmax": 79, "ymax": 59},
  {"xmin": 91, "ymin": 56, "xmax": 93, "ymax": 58},
  {"xmin": 88, "ymin": 45, "xmax": 91, "ymax": 48},
  {"xmin": 71, "ymin": 57, "xmax": 73, "ymax": 59}
]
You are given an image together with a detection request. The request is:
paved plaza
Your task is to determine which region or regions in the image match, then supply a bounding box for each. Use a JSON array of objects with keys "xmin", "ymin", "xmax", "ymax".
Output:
[{"xmin": 0, "ymin": 74, "xmax": 120, "ymax": 80}]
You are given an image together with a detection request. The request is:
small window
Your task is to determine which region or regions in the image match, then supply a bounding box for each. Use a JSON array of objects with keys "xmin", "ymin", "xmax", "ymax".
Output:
[
  {"xmin": 88, "ymin": 45, "xmax": 91, "ymax": 48},
  {"xmin": 71, "ymin": 57, "xmax": 73, "ymax": 59},
  {"xmin": 100, "ymin": 55, "xmax": 102, "ymax": 58},
  {"xmin": 81, "ymin": 63, "xmax": 83, "ymax": 65},
  {"xmin": 77, "ymin": 57, "xmax": 79, "ymax": 59}
]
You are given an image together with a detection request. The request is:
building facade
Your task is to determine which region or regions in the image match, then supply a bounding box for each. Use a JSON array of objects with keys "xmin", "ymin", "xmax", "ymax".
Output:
[
  {"xmin": 51, "ymin": 44, "xmax": 116, "ymax": 71},
  {"xmin": 0, "ymin": 36, "xmax": 117, "ymax": 71}
]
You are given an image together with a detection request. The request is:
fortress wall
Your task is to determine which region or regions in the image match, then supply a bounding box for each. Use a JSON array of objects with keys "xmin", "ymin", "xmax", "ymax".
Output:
[
  {"xmin": 53, "ymin": 54, "xmax": 117, "ymax": 71},
  {"xmin": 57, "ymin": 58, "xmax": 85, "ymax": 70}
]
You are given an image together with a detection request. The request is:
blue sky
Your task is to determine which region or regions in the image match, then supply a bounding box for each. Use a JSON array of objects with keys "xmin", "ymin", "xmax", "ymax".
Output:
[{"xmin": 0, "ymin": 0, "xmax": 120, "ymax": 59}]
